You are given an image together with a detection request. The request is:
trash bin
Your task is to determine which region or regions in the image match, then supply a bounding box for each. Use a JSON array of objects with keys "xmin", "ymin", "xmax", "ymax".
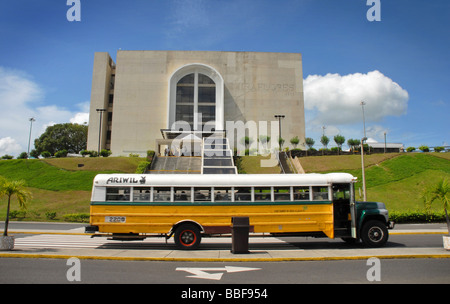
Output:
[{"xmin": 231, "ymin": 217, "xmax": 250, "ymax": 254}]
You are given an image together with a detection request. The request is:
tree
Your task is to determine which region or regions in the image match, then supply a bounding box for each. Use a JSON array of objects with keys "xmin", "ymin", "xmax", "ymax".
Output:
[
  {"xmin": 34, "ymin": 123, "xmax": 88, "ymax": 156},
  {"xmin": 422, "ymin": 178, "xmax": 449, "ymax": 235},
  {"xmin": 0, "ymin": 179, "xmax": 32, "ymax": 236},
  {"xmin": 305, "ymin": 137, "xmax": 315, "ymax": 150},
  {"xmin": 320, "ymin": 135, "xmax": 330, "ymax": 155},
  {"xmin": 334, "ymin": 134, "xmax": 345, "ymax": 155},
  {"xmin": 290, "ymin": 136, "xmax": 300, "ymax": 149},
  {"xmin": 258, "ymin": 135, "xmax": 271, "ymax": 154},
  {"xmin": 278, "ymin": 138, "xmax": 285, "ymax": 150},
  {"xmin": 320, "ymin": 135, "xmax": 329, "ymax": 149},
  {"xmin": 347, "ymin": 139, "xmax": 360, "ymax": 153},
  {"xmin": 418, "ymin": 145, "xmax": 429, "ymax": 152}
]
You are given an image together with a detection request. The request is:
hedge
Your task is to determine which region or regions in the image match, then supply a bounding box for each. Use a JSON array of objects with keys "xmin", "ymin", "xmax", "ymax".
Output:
[{"xmin": 389, "ymin": 210, "xmax": 447, "ymax": 224}]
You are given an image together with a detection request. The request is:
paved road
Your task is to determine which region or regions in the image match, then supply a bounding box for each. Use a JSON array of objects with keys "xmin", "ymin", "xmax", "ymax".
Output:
[
  {"xmin": 1, "ymin": 257, "xmax": 449, "ymax": 284},
  {"xmin": 1, "ymin": 222, "xmax": 449, "ymax": 286}
]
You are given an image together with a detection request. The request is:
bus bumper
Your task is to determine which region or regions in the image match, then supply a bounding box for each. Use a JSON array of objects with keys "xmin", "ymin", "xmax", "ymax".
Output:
[
  {"xmin": 387, "ymin": 221, "xmax": 395, "ymax": 230},
  {"xmin": 85, "ymin": 225, "xmax": 99, "ymax": 233}
]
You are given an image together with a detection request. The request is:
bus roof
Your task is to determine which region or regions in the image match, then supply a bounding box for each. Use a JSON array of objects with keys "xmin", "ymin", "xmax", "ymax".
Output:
[{"xmin": 93, "ymin": 173, "xmax": 356, "ymax": 187}]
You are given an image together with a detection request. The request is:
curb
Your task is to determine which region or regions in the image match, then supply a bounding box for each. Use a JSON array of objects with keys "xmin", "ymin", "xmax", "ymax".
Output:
[{"xmin": 1, "ymin": 253, "xmax": 449, "ymax": 262}]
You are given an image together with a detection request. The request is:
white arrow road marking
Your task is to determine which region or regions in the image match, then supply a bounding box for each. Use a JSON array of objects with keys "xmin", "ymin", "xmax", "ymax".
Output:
[{"xmin": 176, "ymin": 266, "xmax": 261, "ymax": 281}]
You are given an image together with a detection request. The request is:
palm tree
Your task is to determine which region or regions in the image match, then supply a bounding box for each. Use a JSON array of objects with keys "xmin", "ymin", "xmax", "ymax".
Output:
[
  {"xmin": 1, "ymin": 179, "xmax": 32, "ymax": 236},
  {"xmin": 423, "ymin": 178, "xmax": 449, "ymax": 235}
]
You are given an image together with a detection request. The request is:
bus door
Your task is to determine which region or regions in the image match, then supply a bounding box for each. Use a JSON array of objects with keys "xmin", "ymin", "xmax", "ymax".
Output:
[{"xmin": 332, "ymin": 183, "xmax": 356, "ymax": 238}]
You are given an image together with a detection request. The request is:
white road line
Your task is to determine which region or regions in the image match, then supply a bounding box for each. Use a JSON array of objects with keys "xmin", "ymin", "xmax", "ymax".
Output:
[{"xmin": 14, "ymin": 234, "xmax": 294, "ymax": 249}]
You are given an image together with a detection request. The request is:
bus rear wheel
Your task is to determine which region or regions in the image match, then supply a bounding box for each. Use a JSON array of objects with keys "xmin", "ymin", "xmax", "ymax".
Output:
[{"xmin": 174, "ymin": 224, "xmax": 202, "ymax": 250}]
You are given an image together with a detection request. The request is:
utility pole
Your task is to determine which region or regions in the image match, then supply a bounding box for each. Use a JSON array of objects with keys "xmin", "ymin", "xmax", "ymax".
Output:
[
  {"xmin": 27, "ymin": 117, "xmax": 35, "ymax": 158},
  {"xmin": 96, "ymin": 109, "xmax": 106, "ymax": 156},
  {"xmin": 360, "ymin": 101, "xmax": 366, "ymax": 138},
  {"xmin": 361, "ymin": 137, "xmax": 367, "ymax": 201},
  {"xmin": 274, "ymin": 114, "xmax": 285, "ymax": 151}
]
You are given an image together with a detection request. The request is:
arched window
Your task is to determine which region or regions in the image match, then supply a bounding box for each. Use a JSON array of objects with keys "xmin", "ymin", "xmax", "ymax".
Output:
[
  {"xmin": 168, "ymin": 64, "xmax": 224, "ymax": 132},
  {"xmin": 175, "ymin": 73, "xmax": 216, "ymax": 130}
]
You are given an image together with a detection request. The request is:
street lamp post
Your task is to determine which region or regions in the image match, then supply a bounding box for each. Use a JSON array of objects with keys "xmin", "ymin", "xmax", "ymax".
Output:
[
  {"xmin": 360, "ymin": 101, "xmax": 366, "ymax": 138},
  {"xmin": 96, "ymin": 109, "xmax": 106, "ymax": 156},
  {"xmin": 27, "ymin": 118, "xmax": 35, "ymax": 158},
  {"xmin": 361, "ymin": 137, "xmax": 368, "ymax": 202},
  {"xmin": 274, "ymin": 114, "xmax": 285, "ymax": 151}
]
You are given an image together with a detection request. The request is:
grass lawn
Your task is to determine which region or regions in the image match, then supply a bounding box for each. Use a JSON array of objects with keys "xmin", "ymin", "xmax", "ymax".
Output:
[
  {"xmin": 300, "ymin": 153, "xmax": 450, "ymax": 212},
  {"xmin": 0, "ymin": 153, "xmax": 448, "ymax": 222},
  {"xmin": 0, "ymin": 157, "xmax": 144, "ymax": 221}
]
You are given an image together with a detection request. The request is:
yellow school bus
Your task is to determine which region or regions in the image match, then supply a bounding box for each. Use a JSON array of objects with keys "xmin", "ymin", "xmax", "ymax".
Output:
[{"xmin": 85, "ymin": 173, "xmax": 393, "ymax": 249}]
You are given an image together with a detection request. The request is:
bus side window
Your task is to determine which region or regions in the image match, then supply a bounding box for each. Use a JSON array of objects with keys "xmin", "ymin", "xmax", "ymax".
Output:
[
  {"xmin": 133, "ymin": 187, "xmax": 151, "ymax": 202},
  {"xmin": 254, "ymin": 187, "xmax": 271, "ymax": 201},
  {"xmin": 106, "ymin": 187, "xmax": 130, "ymax": 201},
  {"xmin": 234, "ymin": 187, "xmax": 251, "ymax": 201},
  {"xmin": 312, "ymin": 186, "xmax": 329, "ymax": 201},
  {"xmin": 154, "ymin": 187, "xmax": 171, "ymax": 202},
  {"xmin": 274, "ymin": 187, "xmax": 290, "ymax": 201},
  {"xmin": 174, "ymin": 187, "xmax": 191, "ymax": 201},
  {"xmin": 214, "ymin": 187, "xmax": 231, "ymax": 202},
  {"xmin": 194, "ymin": 188, "xmax": 211, "ymax": 202},
  {"xmin": 293, "ymin": 187, "xmax": 309, "ymax": 201}
]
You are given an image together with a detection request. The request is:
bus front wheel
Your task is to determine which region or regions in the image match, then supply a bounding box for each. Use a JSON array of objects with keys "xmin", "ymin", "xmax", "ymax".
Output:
[
  {"xmin": 360, "ymin": 220, "xmax": 388, "ymax": 248},
  {"xmin": 174, "ymin": 224, "xmax": 202, "ymax": 250}
]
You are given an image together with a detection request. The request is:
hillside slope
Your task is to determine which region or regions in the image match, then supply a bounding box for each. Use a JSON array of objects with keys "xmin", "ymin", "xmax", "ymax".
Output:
[
  {"xmin": 299, "ymin": 153, "xmax": 450, "ymax": 211},
  {"xmin": 0, "ymin": 157, "xmax": 145, "ymax": 221},
  {"xmin": 0, "ymin": 154, "xmax": 448, "ymax": 220}
]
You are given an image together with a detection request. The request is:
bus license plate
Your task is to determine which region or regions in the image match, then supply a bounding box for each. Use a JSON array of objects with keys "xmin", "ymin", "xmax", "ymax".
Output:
[{"xmin": 105, "ymin": 216, "xmax": 126, "ymax": 223}]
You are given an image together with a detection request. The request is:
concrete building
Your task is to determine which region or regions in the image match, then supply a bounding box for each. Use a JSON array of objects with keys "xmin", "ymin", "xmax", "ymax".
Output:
[{"xmin": 86, "ymin": 50, "xmax": 305, "ymax": 156}]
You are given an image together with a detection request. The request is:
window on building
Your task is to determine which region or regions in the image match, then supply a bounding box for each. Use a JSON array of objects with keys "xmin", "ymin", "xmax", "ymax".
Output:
[{"xmin": 175, "ymin": 73, "xmax": 216, "ymax": 130}]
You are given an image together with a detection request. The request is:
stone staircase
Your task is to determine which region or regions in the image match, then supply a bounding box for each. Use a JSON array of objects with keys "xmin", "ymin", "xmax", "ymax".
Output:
[{"xmin": 147, "ymin": 156, "xmax": 202, "ymax": 174}]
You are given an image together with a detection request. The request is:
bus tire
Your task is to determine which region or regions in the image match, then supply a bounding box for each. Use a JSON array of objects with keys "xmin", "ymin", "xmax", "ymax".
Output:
[
  {"xmin": 360, "ymin": 220, "xmax": 388, "ymax": 248},
  {"xmin": 174, "ymin": 224, "xmax": 202, "ymax": 250}
]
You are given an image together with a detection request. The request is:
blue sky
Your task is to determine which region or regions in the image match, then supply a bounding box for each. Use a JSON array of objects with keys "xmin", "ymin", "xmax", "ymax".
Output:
[{"xmin": 0, "ymin": 0, "xmax": 449, "ymax": 155}]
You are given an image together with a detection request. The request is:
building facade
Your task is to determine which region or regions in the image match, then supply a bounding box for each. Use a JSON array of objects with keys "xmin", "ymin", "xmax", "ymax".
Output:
[{"xmin": 86, "ymin": 50, "xmax": 305, "ymax": 156}]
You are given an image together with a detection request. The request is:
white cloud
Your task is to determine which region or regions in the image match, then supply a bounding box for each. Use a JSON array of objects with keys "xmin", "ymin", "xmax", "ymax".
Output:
[
  {"xmin": 304, "ymin": 70, "xmax": 409, "ymax": 126},
  {"xmin": 0, "ymin": 137, "xmax": 21, "ymax": 156},
  {"xmin": 0, "ymin": 67, "xmax": 89, "ymax": 157},
  {"xmin": 70, "ymin": 112, "xmax": 89, "ymax": 125}
]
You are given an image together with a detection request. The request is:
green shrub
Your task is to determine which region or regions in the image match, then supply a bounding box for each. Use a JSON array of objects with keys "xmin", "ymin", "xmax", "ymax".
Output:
[
  {"xmin": 63, "ymin": 213, "xmax": 90, "ymax": 223},
  {"xmin": 55, "ymin": 150, "xmax": 68, "ymax": 158},
  {"xmin": 418, "ymin": 145, "xmax": 430, "ymax": 152},
  {"xmin": 136, "ymin": 161, "xmax": 150, "ymax": 173},
  {"xmin": 389, "ymin": 210, "xmax": 446, "ymax": 223},
  {"xmin": 100, "ymin": 149, "xmax": 112, "ymax": 157},
  {"xmin": 9, "ymin": 210, "xmax": 27, "ymax": 219},
  {"xmin": 18, "ymin": 152, "xmax": 28, "ymax": 159},
  {"xmin": 41, "ymin": 151, "xmax": 51, "ymax": 158},
  {"xmin": 45, "ymin": 211, "xmax": 57, "ymax": 220}
]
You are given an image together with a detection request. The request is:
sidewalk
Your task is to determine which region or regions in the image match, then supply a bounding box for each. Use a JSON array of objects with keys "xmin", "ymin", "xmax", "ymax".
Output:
[{"xmin": 1, "ymin": 223, "xmax": 449, "ymax": 261}]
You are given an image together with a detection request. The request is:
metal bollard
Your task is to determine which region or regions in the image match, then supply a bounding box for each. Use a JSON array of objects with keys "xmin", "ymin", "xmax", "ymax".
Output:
[{"xmin": 231, "ymin": 217, "xmax": 250, "ymax": 254}]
